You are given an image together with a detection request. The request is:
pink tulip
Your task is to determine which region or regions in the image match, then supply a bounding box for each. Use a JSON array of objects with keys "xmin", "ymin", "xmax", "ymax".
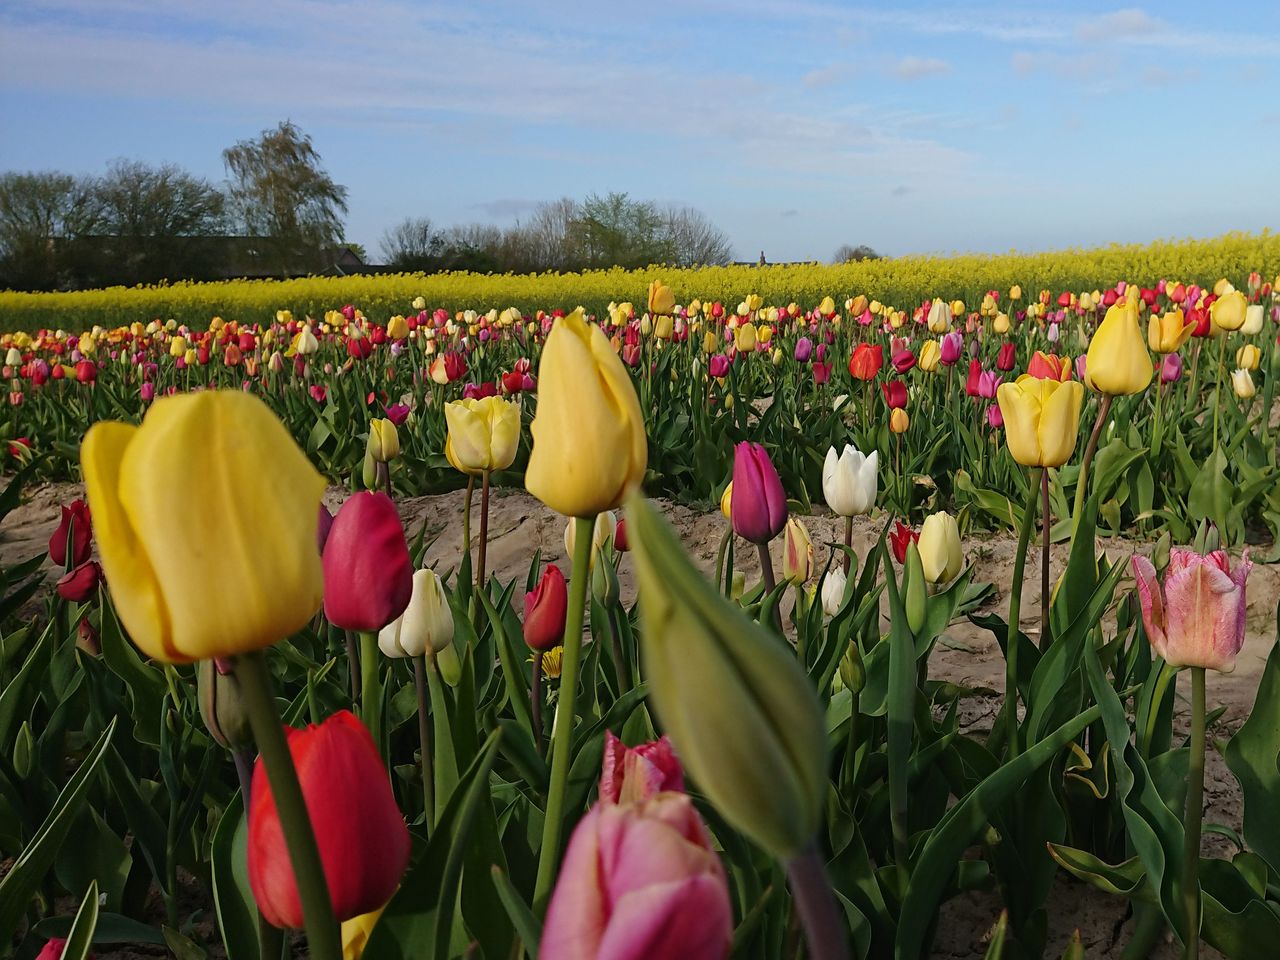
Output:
[
  {"xmin": 1131, "ymin": 548, "xmax": 1252, "ymax": 672},
  {"xmin": 600, "ymin": 731, "xmax": 684, "ymax": 804},
  {"xmin": 541, "ymin": 784, "xmax": 730, "ymax": 960},
  {"xmin": 939, "ymin": 332, "xmax": 963, "ymax": 366},
  {"xmin": 1160, "ymin": 353, "xmax": 1183, "ymax": 383},
  {"xmin": 730, "ymin": 442, "xmax": 788, "ymax": 544}
]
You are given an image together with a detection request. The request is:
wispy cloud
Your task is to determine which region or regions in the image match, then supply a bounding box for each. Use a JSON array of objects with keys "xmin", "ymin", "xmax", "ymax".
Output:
[{"xmin": 893, "ymin": 56, "xmax": 950, "ymax": 79}]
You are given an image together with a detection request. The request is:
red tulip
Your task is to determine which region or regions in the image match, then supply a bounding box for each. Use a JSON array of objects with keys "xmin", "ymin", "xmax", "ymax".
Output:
[
  {"xmin": 1188, "ymin": 307, "xmax": 1211, "ymax": 337},
  {"xmin": 36, "ymin": 940, "xmax": 93, "ymax": 960},
  {"xmin": 613, "ymin": 519, "xmax": 629, "ymax": 552},
  {"xmin": 248, "ymin": 710, "xmax": 410, "ymax": 929},
  {"xmin": 847, "ymin": 343, "xmax": 883, "ymax": 380},
  {"xmin": 322, "ymin": 492, "xmax": 413, "ymax": 632},
  {"xmin": 1027, "ymin": 351, "xmax": 1071, "ymax": 381},
  {"xmin": 57, "ymin": 561, "xmax": 102, "ymax": 603},
  {"xmin": 347, "ymin": 337, "xmax": 373, "ymax": 361},
  {"xmin": 881, "ymin": 380, "xmax": 907, "ymax": 409},
  {"xmin": 964, "ymin": 358, "xmax": 982, "ymax": 397},
  {"xmin": 996, "ymin": 342, "xmax": 1016, "ymax": 371},
  {"xmin": 891, "ymin": 347, "xmax": 916, "ymax": 373},
  {"xmin": 730, "ymin": 442, "xmax": 788, "ymax": 544},
  {"xmin": 524, "ymin": 564, "xmax": 568, "ymax": 651},
  {"xmin": 812, "ymin": 361, "xmax": 832, "ymax": 385},
  {"xmin": 49, "ymin": 500, "xmax": 92, "ymax": 568},
  {"xmin": 74, "ymin": 360, "xmax": 97, "ymax": 383},
  {"xmin": 889, "ymin": 521, "xmax": 918, "ymax": 565}
]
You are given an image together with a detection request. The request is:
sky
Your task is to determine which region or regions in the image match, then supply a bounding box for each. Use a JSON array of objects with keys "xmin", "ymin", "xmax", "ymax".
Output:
[{"xmin": 2, "ymin": 0, "xmax": 1279, "ymax": 263}]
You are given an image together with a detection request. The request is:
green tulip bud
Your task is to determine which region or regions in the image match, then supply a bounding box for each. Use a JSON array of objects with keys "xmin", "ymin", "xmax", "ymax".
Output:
[
  {"xmin": 838, "ymin": 640, "xmax": 865, "ymax": 696},
  {"xmin": 626, "ymin": 492, "xmax": 827, "ymax": 858},
  {"xmin": 904, "ymin": 541, "xmax": 927, "ymax": 635},
  {"xmin": 198, "ymin": 659, "xmax": 254, "ymax": 750},
  {"xmin": 591, "ymin": 545, "xmax": 620, "ymax": 606}
]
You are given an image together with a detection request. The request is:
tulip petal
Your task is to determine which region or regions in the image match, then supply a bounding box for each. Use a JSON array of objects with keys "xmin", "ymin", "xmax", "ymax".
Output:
[
  {"xmin": 1130, "ymin": 555, "xmax": 1167, "ymax": 661},
  {"xmin": 82, "ymin": 421, "xmax": 178, "ymax": 661}
]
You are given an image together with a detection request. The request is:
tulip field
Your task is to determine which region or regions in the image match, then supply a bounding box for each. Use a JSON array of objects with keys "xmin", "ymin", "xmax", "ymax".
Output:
[{"xmin": 3, "ymin": 248, "xmax": 1280, "ymax": 960}]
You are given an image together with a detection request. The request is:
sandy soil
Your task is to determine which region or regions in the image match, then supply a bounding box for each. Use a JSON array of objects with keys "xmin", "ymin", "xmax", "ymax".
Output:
[{"xmin": 5, "ymin": 483, "xmax": 1269, "ymax": 959}]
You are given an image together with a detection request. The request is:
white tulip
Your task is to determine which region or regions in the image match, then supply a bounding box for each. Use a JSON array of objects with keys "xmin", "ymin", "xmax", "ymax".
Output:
[
  {"xmin": 822, "ymin": 445, "xmax": 878, "ymax": 517},
  {"xmin": 564, "ymin": 511, "xmax": 617, "ymax": 561},
  {"xmin": 821, "ymin": 568, "xmax": 847, "ymax": 616},
  {"xmin": 379, "ymin": 569, "xmax": 454, "ymax": 658},
  {"xmin": 1243, "ymin": 304, "xmax": 1265, "ymax": 335}
]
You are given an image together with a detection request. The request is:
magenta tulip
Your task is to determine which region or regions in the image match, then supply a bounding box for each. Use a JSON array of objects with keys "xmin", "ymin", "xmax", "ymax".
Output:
[
  {"xmin": 322, "ymin": 492, "xmax": 413, "ymax": 631},
  {"xmin": 1131, "ymin": 548, "xmax": 1252, "ymax": 672},
  {"xmin": 939, "ymin": 332, "xmax": 963, "ymax": 366},
  {"xmin": 1160, "ymin": 353, "xmax": 1183, "ymax": 383},
  {"xmin": 730, "ymin": 442, "xmax": 787, "ymax": 544}
]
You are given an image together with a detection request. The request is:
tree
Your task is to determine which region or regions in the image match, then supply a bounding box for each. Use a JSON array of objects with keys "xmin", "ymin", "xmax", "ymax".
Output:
[
  {"xmin": 380, "ymin": 216, "xmax": 442, "ymax": 270},
  {"xmin": 663, "ymin": 205, "xmax": 734, "ymax": 266},
  {"xmin": 575, "ymin": 192, "xmax": 673, "ymax": 269},
  {"xmin": 833, "ymin": 243, "xmax": 882, "ymax": 264},
  {"xmin": 222, "ymin": 121, "xmax": 348, "ymax": 274},
  {"xmin": 92, "ymin": 159, "xmax": 227, "ymax": 285},
  {"xmin": 0, "ymin": 171, "xmax": 102, "ymax": 290}
]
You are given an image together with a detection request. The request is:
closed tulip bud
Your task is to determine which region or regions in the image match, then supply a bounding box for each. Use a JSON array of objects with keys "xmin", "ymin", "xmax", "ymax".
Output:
[
  {"xmin": 198, "ymin": 658, "xmax": 253, "ymax": 750},
  {"xmin": 654, "ymin": 315, "xmax": 674, "ymax": 341},
  {"xmin": 444, "ymin": 396, "xmax": 519, "ymax": 475},
  {"xmin": 1147, "ymin": 310, "xmax": 1195, "ymax": 354},
  {"xmin": 56, "ymin": 560, "xmax": 102, "ymax": 602},
  {"xmin": 939, "ymin": 332, "xmax": 963, "ymax": 366},
  {"xmin": 794, "ymin": 336, "xmax": 813, "ymax": 362},
  {"xmin": 1242, "ymin": 304, "xmax": 1265, "ymax": 335},
  {"xmin": 1211, "ymin": 290, "xmax": 1248, "ymax": 332},
  {"xmin": 782, "ymin": 516, "xmax": 813, "ymax": 585},
  {"xmin": 993, "ymin": 312, "xmax": 1011, "ymax": 335},
  {"xmin": 564, "ymin": 511, "xmax": 617, "ymax": 564},
  {"xmin": 903, "ymin": 542, "xmax": 926, "ymax": 635},
  {"xmin": 387, "ymin": 315, "xmax": 409, "ymax": 339},
  {"xmin": 1236, "ymin": 344, "xmax": 1261, "ymax": 370},
  {"xmin": 323, "ymin": 492, "xmax": 413, "ymax": 632},
  {"xmin": 926, "ymin": 299, "xmax": 950, "ymax": 333},
  {"xmin": 526, "ymin": 309, "xmax": 647, "ymax": 517},
  {"xmin": 734, "ymin": 323, "xmax": 757, "ymax": 352},
  {"xmin": 918, "ymin": 339, "xmax": 941, "ymax": 372},
  {"xmin": 366, "ymin": 418, "xmax": 399, "ymax": 464},
  {"xmin": 1009, "ymin": 285, "xmax": 1022, "ymax": 301},
  {"xmin": 702, "ymin": 330, "xmax": 718, "ymax": 355},
  {"xmin": 821, "ymin": 568, "xmax": 847, "ymax": 616},
  {"xmin": 1027, "ymin": 351, "xmax": 1071, "ymax": 381},
  {"xmin": 248, "ymin": 711, "xmax": 410, "ymax": 929},
  {"xmin": 1131, "ymin": 548, "xmax": 1251, "ymax": 672},
  {"xmin": 49, "ymin": 499, "xmax": 92, "ymax": 568},
  {"xmin": 996, "ymin": 342, "xmax": 1016, "ymax": 370},
  {"xmin": 1086, "ymin": 300, "xmax": 1152, "ymax": 395},
  {"xmin": 524, "ymin": 564, "xmax": 568, "ymax": 651},
  {"xmin": 1160, "ymin": 352, "xmax": 1183, "ymax": 383},
  {"xmin": 648, "ymin": 279, "xmax": 677, "ymax": 316},
  {"xmin": 378, "ymin": 569, "xmax": 454, "ymax": 658},
  {"xmin": 591, "ymin": 544, "xmax": 621, "ymax": 605},
  {"xmin": 625, "ymin": 493, "xmax": 827, "ymax": 858},
  {"xmin": 1232, "ymin": 368, "xmax": 1256, "ymax": 399},
  {"xmin": 822, "ymin": 444, "xmax": 877, "ymax": 516},
  {"xmin": 890, "ymin": 407, "xmax": 910, "ymax": 434},
  {"xmin": 918, "ymin": 511, "xmax": 962, "ymax": 584},
  {"xmin": 82, "ymin": 392, "xmax": 324, "ymax": 663},
  {"xmin": 731, "ymin": 442, "xmax": 788, "ymax": 543},
  {"xmin": 169, "ymin": 336, "xmax": 187, "ymax": 358},
  {"xmin": 996, "ymin": 376, "xmax": 1084, "ymax": 467}
]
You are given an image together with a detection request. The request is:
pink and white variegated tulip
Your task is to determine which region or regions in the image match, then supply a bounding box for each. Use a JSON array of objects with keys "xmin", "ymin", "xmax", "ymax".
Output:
[{"xmin": 1131, "ymin": 548, "xmax": 1252, "ymax": 673}]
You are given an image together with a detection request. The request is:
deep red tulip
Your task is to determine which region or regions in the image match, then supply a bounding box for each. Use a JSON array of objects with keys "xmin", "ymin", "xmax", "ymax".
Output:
[
  {"xmin": 812, "ymin": 361, "xmax": 832, "ymax": 385},
  {"xmin": 731, "ymin": 442, "xmax": 788, "ymax": 544},
  {"xmin": 36, "ymin": 940, "xmax": 93, "ymax": 960},
  {"xmin": 996, "ymin": 342, "xmax": 1016, "ymax": 371},
  {"xmin": 316, "ymin": 504, "xmax": 334, "ymax": 554},
  {"xmin": 1188, "ymin": 307, "xmax": 1211, "ymax": 337},
  {"xmin": 49, "ymin": 500, "xmax": 92, "ymax": 568},
  {"xmin": 964, "ymin": 358, "xmax": 982, "ymax": 397},
  {"xmin": 600, "ymin": 731, "xmax": 684, "ymax": 804},
  {"xmin": 524, "ymin": 564, "xmax": 568, "ymax": 651},
  {"xmin": 443, "ymin": 352, "xmax": 467, "ymax": 382},
  {"xmin": 891, "ymin": 348, "xmax": 916, "ymax": 374},
  {"xmin": 847, "ymin": 343, "xmax": 883, "ymax": 380},
  {"xmin": 881, "ymin": 380, "xmax": 908, "ymax": 409},
  {"xmin": 74, "ymin": 360, "xmax": 97, "ymax": 383},
  {"xmin": 613, "ymin": 519, "xmax": 629, "ymax": 553},
  {"xmin": 57, "ymin": 560, "xmax": 102, "ymax": 602},
  {"xmin": 889, "ymin": 521, "xmax": 918, "ymax": 565},
  {"xmin": 248, "ymin": 710, "xmax": 409, "ymax": 929},
  {"xmin": 323, "ymin": 492, "xmax": 413, "ymax": 632}
]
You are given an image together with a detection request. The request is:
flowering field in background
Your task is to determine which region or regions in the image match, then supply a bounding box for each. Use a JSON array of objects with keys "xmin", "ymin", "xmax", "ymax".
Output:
[
  {"xmin": 1, "ymin": 229, "xmax": 1277, "ymax": 329},
  {"xmin": 3, "ymin": 256, "xmax": 1280, "ymax": 960}
]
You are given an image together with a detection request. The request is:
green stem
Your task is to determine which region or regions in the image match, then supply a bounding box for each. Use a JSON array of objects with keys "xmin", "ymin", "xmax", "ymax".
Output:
[
  {"xmin": 477, "ymin": 469, "xmax": 490, "ymax": 591},
  {"xmin": 843, "ymin": 515, "xmax": 853, "ymax": 577},
  {"xmin": 461, "ymin": 474, "xmax": 475, "ymax": 572},
  {"xmin": 532, "ymin": 514, "xmax": 596, "ymax": 910},
  {"xmin": 757, "ymin": 541, "xmax": 783, "ymax": 634},
  {"xmin": 414, "ymin": 656, "xmax": 434, "ymax": 831},
  {"xmin": 713, "ymin": 526, "xmax": 731, "ymax": 596},
  {"xmin": 359, "ymin": 631, "xmax": 382, "ymax": 758},
  {"xmin": 1211, "ymin": 334, "xmax": 1227, "ymax": 452},
  {"xmin": 1183, "ymin": 667, "xmax": 1206, "ymax": 960},
  {"xmin": 233, "ymin": 651, "xmax": 341, "ymax": 960},
  {"xmin": 344, "ymin": 630, "xmax": 359, "ymax": 707},
  {"xmin": 1070, "ymin": 393, "xmax": 1113, "ymax": 540},
  {"xmin": 1006, "ymin": 468, "xmax": 1042, "ymax": 759},
  {"xmin": 785, "ymin": 843, "xmax": 849, "ymax": 960},
  {"xmin": 1040, "ymin": 466, "xmax": 1051, "ymax": 649},
  {"xmin": 531, "ymin": 651, "xmax": 544, "ymax": 757}
]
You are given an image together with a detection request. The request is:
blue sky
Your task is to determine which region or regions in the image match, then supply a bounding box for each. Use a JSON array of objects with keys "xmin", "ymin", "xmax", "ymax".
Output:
[{"xmin": 2, "ymin": 0, "xmax": 1278, "ymax": 262}]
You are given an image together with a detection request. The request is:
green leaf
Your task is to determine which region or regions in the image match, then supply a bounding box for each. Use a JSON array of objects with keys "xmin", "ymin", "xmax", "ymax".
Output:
[
  {"xmin": 98, "ymin": 590, "xmax": 165, "ymax": 745},
  {"xmin": 0, "ymin": 619, "xmax": 51, "ymax": 747},
  {"xmin": 0, "ymin": 718, "xmax": 116, "ymax": 942},
  {"xmin": 895, "ymin": 702, "xmax": 1102, "ymax": 960},
  {"xmin": 59, "ymin": 880, "xmax": 100, "ymax": 960},
  {"xmin": 210, "ymin": 793, "xmax": 261, "ymax": 960},
  {"xmin": 32, "ymin": 912, "xmax": 166, "ymax": 946},
  {"xmin": 982, "ymin": 911, "xmax": 1008, "ymax": 959},
  {"xmin": 1047, "ymin": 843, "xmax": 1150, "ymax": 899},
  {"xmin": 490, "ymin": 866, "xmax": 541, "ymax": 960},
  {"xmin": 1224, "ymin": 626, "xmax": 1280, "ymax": 874},
  {"xmin": 163, "ymin": 926, "xmax": 209, "ymax": 960}
]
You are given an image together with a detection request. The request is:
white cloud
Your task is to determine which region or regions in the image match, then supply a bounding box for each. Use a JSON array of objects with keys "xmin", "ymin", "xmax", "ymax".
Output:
[
  {"xmin": 1076, "ymin": 7, "xmax": 1160, "ymax": 42},
  {"xmin": 893, "ymin": 56, "xmax": 950, "ymax": 80}
]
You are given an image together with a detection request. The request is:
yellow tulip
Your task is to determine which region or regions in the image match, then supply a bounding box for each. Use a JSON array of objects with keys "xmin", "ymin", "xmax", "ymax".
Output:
[
  {"xmin": 702, "ymin": 330, "xmax": 719, "ymax": 355},
  {"xmin": 950, "ymin": 299, "xmax": 965, "ymax": 317},
  {"xmin": 525, "ymin": 309, "xmax": 646, "ymax": 517},
  {"xmin": 890, "ymin": 408, "xmax": 910, "ymax": 434},
  {"xmin": 1236, "ymin": 344, "xmax": 1261, "ymax": 371},
  {"xmin": 81, "ymin": 391, "xmax": 325, "ymax": 663},
  {"xmin": 1085, "ymin": 299, "xmax": 1152, "ymax": 395},
  {"xmin": 183, "ymin": 348, "xmax": 197, "ymax": 366},
  {"xmin": 1232, "ymin": 368, "xmax": 1256, "ymax": 399},
  {"xmin": 992, "ymin": 312, "xmax": 1010, "ymax": 335},
  {"xmin": 1009, "ymin": 285, "xmax": 1022, "ymax": 300},
  {"xmin": 1147, "ymin": 309, "xmax": 1194, "ymax": 354},
  {"xmin": 367, "ymin": 418, "xmax": 400, "ymax": 463},
  {"xmin": 720, "ymin": 482, "xmax": 733, "ymax": 520},
  {"xmin": 817, "ymin": 295, "xmax": 836, "ymax": 316},
  {"xmin": 653, "ymin": 315, "xmax": 674, "ymax": 340},
  {"xmin": 847, "ymin": 295, "xmax": 868, "ymax": 316},
  {"xmin": 734, "ymin": 323, "xmax": 757, "ymax": 353},
  {"xmin": 1243, "ymin": 304, "xmax": 1265, "ymax": 335},
  {"xmin": 1211, "ymin": 290, "xmax": 1247, "ymax": 331},
  {"xmin": 1213, "ymin": 278, "xmax": 1235, "ymax": 296},
  {"xmin": 918, "ymin": 340, "xmax": 941, "ymax": 372},
  {"xmin": 341, "ymin": 906, "xmax": 385, "ymax": 960},
  {"xmin": 918, "ymin": 512, "xmax": 962, "ymax": 584},
  {"xmin": 745, "ymin": 293, "xmax": 762, "ymax": 313},
  {"xmin": 169, "ymin": 336, "xmax": 187, "ymax": 358},
  {"xmin": 996, "ymin": 376, "xmax": 1084, "ymax": 467},
  {"xmin": 444, "ymin": 396, "xmax": 520, "ymax": 474},
  {"xmin": 782, "ymin": 516, "xmax": 813, "ymax": 585},
  {"xmin": 387, "ymin": 315, "xmax": 409, "ymax": 339}
]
